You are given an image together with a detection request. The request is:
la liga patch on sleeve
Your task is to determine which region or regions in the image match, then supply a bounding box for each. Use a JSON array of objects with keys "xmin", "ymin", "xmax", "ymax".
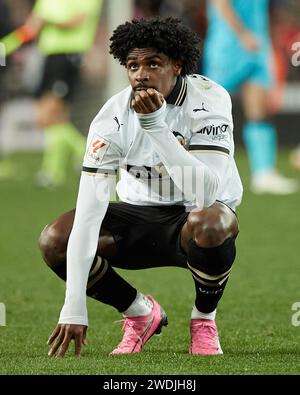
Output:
[{"xmin": 86, "ymin": 135, "xmax": 111, "ymax": 165}]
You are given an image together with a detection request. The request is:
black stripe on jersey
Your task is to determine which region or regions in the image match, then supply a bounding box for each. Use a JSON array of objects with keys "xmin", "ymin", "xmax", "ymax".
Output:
[
  {"xmin": 175, "ymin": 80, "xmax": 187, "ymax": 106},
  {"xmin": 82, "ymin": 167, "xmax": 117, "ymax": 175},
  {"xmin": 166, "ymin": 76, "xmax": 187, "ymax": 106},
  {"xmin": 125, "ymin": 164, "xmax": 162, "ymax": 179},
  {"xmin": 188, "ymin": 145, "xmax": 230, "ymax": 155}
]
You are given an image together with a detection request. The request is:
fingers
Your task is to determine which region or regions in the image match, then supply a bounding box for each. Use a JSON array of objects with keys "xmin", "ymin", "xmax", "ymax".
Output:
[
  {"xmin": 147, "ymin": 88, "xmax": 164, "ymax": 107},
  {"xmin": 47, "ymin": 324, "xmax": 88, "ymax": 358},
  {"xmin": 48, "ymin": 326, "xmax": 65, "ymax": 357},
  {"xmin": 74, "ymin": 333, "xmax": 83, "ymax": 357},
  {"xmin": 47, "ymin": 325, "xmax": 61, "ymax": 346},
  {"xmin": 132, "ymin": 89, "xmax": 164, "ymax": 114},
  {"xmin": 82, "ymin": 326, "xmax": 88, "ymax": 346},
  {"xmin": 57, "ymin": 330, "xmax": 73, "ymax": 358},
  {"xmin": 133, "ymin": 92, "xmax": 151, "ymax": 113}
]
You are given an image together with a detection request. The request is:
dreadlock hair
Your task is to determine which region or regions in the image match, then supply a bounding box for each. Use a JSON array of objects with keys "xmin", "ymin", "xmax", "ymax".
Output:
[{"xmin": 109, "ymin": 17, "xmax": 201, "ymax": 76}]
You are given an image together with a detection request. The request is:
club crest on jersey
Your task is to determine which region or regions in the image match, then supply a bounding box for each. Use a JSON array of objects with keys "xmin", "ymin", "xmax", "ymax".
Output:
[
  {"xmin": 173, "ymin": 131, "xmax": 185, "ymax": 146},
  {"xmin": 86, "ymin": 135, "xmax": 110, "ymax": 164}
]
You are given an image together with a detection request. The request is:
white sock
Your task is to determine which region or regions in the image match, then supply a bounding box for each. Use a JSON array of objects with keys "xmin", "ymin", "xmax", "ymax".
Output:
[
  {"xmin": 122, "ymin": 293, "xmax": 153, "ymax": 317},
  {"xmin": 191, "ymin": 305, "xmax": 216, "ymax": 321}
]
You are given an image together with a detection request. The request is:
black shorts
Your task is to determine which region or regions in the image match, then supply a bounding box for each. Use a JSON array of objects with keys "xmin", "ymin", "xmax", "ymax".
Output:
[
  {"xmin": 101, "ymin": 202, "xmax": 189, "ymax": 270},
  {"xmin": 35, "ymin": 54, "xmax": 82, "ymax": 100},
  {"xmin": 0, "ymin": 68, "xmax": 7, "ymax": 103}
]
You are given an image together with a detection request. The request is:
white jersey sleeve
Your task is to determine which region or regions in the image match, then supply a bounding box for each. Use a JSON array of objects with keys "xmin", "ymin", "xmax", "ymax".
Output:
[
  {"xmin": 188, "ymin": 81, "xmax": 233, "ymax": 157},
  {"xmin": 58, "ymin": 174, "xmax": 114, "ymax": 326},
  {"xmin": 59, "ymin": 99, "xmax": 123, "ymax": 326}
]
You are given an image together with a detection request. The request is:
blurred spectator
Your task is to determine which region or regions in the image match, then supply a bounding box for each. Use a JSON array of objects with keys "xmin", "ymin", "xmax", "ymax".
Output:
[
  {"xmin": 203, "ymin": 0, "xmax": 298, "ymax": 194},
  {"xmin": 0, "ymin": 0, "xmax": 14, "ymax": 179},
  {"xmin": 134, "ymin": 0, "xmax": 163, "ymax": 18},
  {"xmin": 0, "ymin": 0, "xmax": 13, "ymax": 104},
  {"xmin": 0, "ymin": 0, "xmax": 12, "ymax": 40},
  {"xmin": 160, "ymin": 0, "xmax": 207, "ymax": 40},
  {"xmin": 159, "ymin": 0, "xmax": 207, "ymax": 72},
  {"xmin": 0, "ymin": 0, "xmax": 103, "ymax": 188},
  {"xmin": 134, "ymin": 0, "xmax": 207, "ymax": 42}
]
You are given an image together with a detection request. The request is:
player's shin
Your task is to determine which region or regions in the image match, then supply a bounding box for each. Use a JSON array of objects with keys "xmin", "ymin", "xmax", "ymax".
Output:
[
  {"xmin": 46, "ymin": 255, "xmax": 137, "ymax": 312},
  {"xmin": 86, "ymin": 256, "xmax": 137, "ymax": 312},
  {"xmin": 187, "ymin": 237, "xmax": 236, "ymax": 314}
]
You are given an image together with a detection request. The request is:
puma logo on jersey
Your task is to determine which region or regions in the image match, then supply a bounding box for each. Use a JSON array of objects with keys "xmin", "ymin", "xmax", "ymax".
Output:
[
  {"xmin": 193, "ymin": 103, "xmax": 209, "ymax": 112},
  {"xmin": 114, "ymin": 116, "xmax": 123, "ymax": 131}
]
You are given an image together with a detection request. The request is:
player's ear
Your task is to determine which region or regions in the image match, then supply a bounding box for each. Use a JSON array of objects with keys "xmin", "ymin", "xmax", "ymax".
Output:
[{"xmin": 173, "ymin": 61, "xmax": 182, "ymax": 76}]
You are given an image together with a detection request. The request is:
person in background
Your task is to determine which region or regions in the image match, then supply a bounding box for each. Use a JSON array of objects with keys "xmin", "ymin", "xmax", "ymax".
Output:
[
  {"xmin": 203, "ymin": 0, "xmax": 298, "ymax": 194},
  {"xmin": 0, "ymin": 0, "xmax": 14, "ymax": 179},
  {"xmin": 1, "ymin": 0, "xmax": 103, "ymax": 188}
]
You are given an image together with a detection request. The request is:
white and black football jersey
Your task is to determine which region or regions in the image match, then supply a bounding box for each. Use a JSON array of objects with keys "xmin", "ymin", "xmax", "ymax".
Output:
[{"xmin": 83, "ymin": 74, "xmax": 243, "ymax": 210}]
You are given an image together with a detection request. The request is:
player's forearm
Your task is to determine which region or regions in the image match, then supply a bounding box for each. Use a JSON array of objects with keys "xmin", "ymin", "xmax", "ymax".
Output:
[
  {"xmin": 51, "ymin": 14, "xmax": 88, "ymax": 29},
  {"xmin": 211, "ymin": 0, "xmax": 248, "ymax": 37},
  {"xmin": 137, "ymin": 104, "xmax": 219, "ymax": 207},
  {"xmin": 147, "ymin": 131, "xmax": 219, "ymax": 207},
  {"xmin": 0, "ymin": 14, "xmax": 42, "ymax": 56},
  {"xmin": 58, "ymin": 174, "xmax": 113, "ymax": 326}
]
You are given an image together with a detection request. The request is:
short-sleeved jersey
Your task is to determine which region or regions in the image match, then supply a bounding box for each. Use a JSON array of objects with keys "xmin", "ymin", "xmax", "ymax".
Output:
[
  {"xmin": 83, "ymin": 75, "xmax": 243, "ymax": 210},
  {"xmin": 34, "ymin": 0, "xmax": 102, "ymax": 55}
]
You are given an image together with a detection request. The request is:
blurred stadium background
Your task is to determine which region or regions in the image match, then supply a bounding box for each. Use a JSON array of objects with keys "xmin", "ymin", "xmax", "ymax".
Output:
[{"xmin": 1, "ymin": 0, "xmax": 300, "ymax": 375}]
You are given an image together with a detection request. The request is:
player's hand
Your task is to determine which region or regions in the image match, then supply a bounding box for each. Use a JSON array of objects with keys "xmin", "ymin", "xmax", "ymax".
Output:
[
  {"xmin": 239, "ymin": 30, "xmax": 259, "ymax": 52},
  {"xmin": 47, "ymin": 323, "xmax": 88, "ymax": 357},
  {"xmin": 132, "ymin": 88, "xmax": 164, "ymax": 114}
]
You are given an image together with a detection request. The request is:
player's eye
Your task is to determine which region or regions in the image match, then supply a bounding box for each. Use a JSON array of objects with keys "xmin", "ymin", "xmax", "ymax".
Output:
[
  {"xmin": 150, "ymin": 62, "xmax": 159, "ymax": 68},
  {"xmin": 128, "ymin": 63, "xmax": 138, "ymax": 71}
]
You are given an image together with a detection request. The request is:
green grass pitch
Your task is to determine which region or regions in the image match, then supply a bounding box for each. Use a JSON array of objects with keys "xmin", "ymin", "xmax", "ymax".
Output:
[{"xmin": 0, "ymin": 148, "xmax": 300, "ymax": 375}]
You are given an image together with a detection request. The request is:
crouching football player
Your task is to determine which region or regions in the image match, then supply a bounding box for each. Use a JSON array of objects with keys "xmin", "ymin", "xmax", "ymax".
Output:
[{"xmin": 39, "ymin": 17, "xmax": 242, "ymax": 357}]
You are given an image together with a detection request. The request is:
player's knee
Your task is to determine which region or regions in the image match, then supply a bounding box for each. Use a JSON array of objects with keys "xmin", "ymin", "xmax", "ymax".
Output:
[
  {"xmin": 36, "ymin": 94, "xmax": 68, "ymax": 128},
  {"xmin": 38, "ymin": 222, "xmax": 67, "ymax": 269},
  {"xmin": 186, "ymin": 209, "xmax": 227, "ymax": 248}
]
